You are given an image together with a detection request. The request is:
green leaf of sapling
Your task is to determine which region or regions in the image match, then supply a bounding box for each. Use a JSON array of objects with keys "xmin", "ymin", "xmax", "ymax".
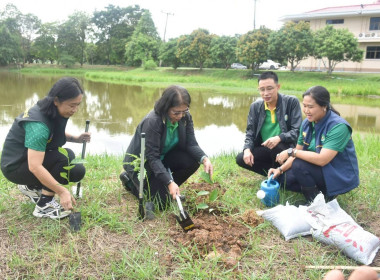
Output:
[
  {"xmin": 209, "ymin": 189, "xmax": 219, "ymax": 202},
  {"xmin": 197, "ymin": 191, "xmax": 209, "ymax": 196},
  {"xmin": 58, "ymin": 147, "xmax": 68, "ymax": 158},
  {"xmin": 196, "ymin": 203, "xmax": 209, "ymax": 210},
  {"xmin": 199, "ymin": 170, "xmax": 213, "ymax": 184},
  {"xmin": 63, "ymin": 165, "xmax": 75, "ymax": 170}
]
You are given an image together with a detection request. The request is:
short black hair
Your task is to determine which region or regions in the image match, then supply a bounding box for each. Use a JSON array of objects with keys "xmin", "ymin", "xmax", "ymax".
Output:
[
  {"xmin": 154, "ymin": 85, "xmax": 191, "ymax": 118},
  {"xmin": 37, "ymin": 77, "xmax": 84, "ymax": 118},
  {"xmin": 258, "ymin": 71, "xmax": 278, "ymax": 84}
]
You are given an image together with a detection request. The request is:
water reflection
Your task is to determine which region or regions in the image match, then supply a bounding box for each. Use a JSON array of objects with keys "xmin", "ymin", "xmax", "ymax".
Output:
[{"xmin": 0, "ymin": 72, "xmax": 379, "ymax": 157}]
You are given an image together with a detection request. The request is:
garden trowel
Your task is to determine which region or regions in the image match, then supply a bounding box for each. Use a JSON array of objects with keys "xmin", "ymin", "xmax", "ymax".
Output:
[
  {"xmin": 175, "ymin": 194, "xmax": 195, "ymax": 232},
  {"xmin": 69, "ymin": 211, "xmax": 81, "ymax": 232}
]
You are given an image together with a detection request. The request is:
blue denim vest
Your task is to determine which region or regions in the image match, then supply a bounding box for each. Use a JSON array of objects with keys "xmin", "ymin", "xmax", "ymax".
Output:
[{"xmin": 301, "ymin": 110, "xmax": 359, "ymax": 196}]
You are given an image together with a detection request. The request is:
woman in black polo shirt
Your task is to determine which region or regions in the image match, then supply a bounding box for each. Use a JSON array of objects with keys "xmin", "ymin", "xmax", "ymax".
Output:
[{"xmin": 1, "ymin": 77, "xmax": 90, "ymax": 219}]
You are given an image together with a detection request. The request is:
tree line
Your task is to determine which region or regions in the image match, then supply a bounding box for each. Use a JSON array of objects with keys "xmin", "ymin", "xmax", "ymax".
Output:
[{"xmin": 0, "ymin": 3, "xmax": 363, "ymax": 73}]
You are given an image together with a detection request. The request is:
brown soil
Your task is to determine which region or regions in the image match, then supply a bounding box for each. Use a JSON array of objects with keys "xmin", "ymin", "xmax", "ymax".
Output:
[{"xmin": 167, "ymin": 182, "xmax": 264, "ymax": 269}]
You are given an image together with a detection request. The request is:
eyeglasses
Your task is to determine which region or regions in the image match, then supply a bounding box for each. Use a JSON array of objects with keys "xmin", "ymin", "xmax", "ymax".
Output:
[
  {"xmin": 170, "ymin": 108, "xmax": 189, "ymax": 116},
  {"xmin": 258, "ymin": 86, "xmax": 276, "ymax": 93}
]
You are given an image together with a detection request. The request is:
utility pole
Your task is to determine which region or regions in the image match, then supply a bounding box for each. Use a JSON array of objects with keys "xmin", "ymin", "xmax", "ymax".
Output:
[
  {"xmin": 253, "ymin": 0, "xmax": 257, "ymax": 30},
  {"xmin": 160, "ymin": 11, "xmax": 174, "ymax": 67},
  {"xmin": 161, "ymin": 10, "xmax": 174, "ymax": 43}
]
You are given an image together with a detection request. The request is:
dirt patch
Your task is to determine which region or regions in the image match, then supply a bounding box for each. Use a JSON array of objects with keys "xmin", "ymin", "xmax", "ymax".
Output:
[
  {"xmin": 241, "ymin": 209, "xmax": 264, "ymax": 227},
  {"xmin": 168, "ymin": 182, "xmax": 263, "ymax": 268}
]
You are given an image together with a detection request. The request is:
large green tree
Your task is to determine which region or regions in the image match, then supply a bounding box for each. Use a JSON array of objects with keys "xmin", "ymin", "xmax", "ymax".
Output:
[
  {"xmin": 268, "ymin": 21, "xmax": 313, "ymax": 71},
  {"xmin": 125, "ymin": 11, "xmax": 160, "ymax": 66},
  {"xmin": 92, "ymin": 5, "xmax": 144, "ymax": 65},
  {"xmin": 0, "ymin": 23, "xmax": 22, "ymax": 65},
  {"xmin": 209, "ymin": 35, "xmax": 238, "ymax": 70},
  {"xmin": 0, "ymin": 4, "xmax": 22, "ymax": 65},
  {"xmin": 56, "ymin": 11, "xmax": 91, "ymax": 66},
  {"xmin": 85, "ymin": 42, "xmax": 97, "ymax": 65},
  {"xmin": 236, "ymin": 27, "xmax": 272, "ymax": 70},
  {"xmin": 31, "ymin": 22, "xmax": 58, "ymax": 63},
  {"xmin": 19, "ymin": 13, "xmax": 41, "ymax": 65},
  {"xmin": 176, "ymin": 28, "xmax": 214, "ymax": 70},
  {"xmin": 159, "ymin": 38, "xmax": 180, "ymax": 69},
  {"xmin": 314, "ymin": 25, "xmax": 363, "ymax": 74}
]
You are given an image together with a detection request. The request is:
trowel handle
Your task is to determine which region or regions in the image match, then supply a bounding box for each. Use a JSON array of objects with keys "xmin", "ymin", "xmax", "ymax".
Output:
[
  {"xmin": 139, "ymin": 133, "xmax": 146, "ymax": 200},
  {"xmin": 175, "ymin": 195, "xmax": 186, "ymax": 218},
  {"xmin": 81, "ymin": 120, "xmax": 90, "ymax": 159}
]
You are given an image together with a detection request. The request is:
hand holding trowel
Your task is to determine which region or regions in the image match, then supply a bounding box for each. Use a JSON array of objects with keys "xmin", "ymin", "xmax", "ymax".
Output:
[{"xmin": 167, "ymin": 168, "xmax": 195, "ymax": 232}]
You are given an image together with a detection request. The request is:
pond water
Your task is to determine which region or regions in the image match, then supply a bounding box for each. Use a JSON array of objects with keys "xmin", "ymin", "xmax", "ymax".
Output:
[{"xmin": 1, "ymin": 72, "xmax": 379, "ymax": 157}]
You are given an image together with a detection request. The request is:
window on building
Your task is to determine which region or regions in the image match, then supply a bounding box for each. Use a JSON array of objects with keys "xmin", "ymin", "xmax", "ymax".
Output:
[
  {"xmin": 326, "ymin": 19, "xmax": 344, "ymax": 24},
  {"xmin": 366, "ymin": 46, "xmax": 380, "ymax": 59},
  {"xmin": 369, "ymin": 17, "xmax": 380, "ymax": 30},
  {"xmin": 294, "ymin": 20, "xmax": 310, "ymax": 24}
]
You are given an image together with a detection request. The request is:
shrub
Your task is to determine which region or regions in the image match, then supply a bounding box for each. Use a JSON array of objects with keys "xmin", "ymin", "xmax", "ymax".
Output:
[{"xmin": 143, "ymin": 60, "xmax": 157, "ymax": 70}]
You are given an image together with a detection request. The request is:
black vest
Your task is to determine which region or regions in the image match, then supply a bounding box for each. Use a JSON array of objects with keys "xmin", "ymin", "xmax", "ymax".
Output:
[{"xmin": 1, "ymin": 104, "xmax": 68, "ymax": 172}]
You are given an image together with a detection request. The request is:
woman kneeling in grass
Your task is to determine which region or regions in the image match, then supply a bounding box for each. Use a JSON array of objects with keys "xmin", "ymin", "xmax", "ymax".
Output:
[{"xmin": 268, "ymin": 86, "xmax": 359, "ymax": 203}]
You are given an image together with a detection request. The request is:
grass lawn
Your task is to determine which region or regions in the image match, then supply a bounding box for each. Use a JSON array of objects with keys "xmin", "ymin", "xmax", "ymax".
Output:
[
  {"xmin": 0, "ymin": 133, "xmax": 379, "ymax": 279},
  {"xmin": 16, "ymin": 65, "xmax": 380, "ymax": 99}
]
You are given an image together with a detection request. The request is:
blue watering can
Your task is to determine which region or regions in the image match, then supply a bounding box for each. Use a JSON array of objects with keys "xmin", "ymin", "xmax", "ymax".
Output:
[{"xmin": 259, "ymin": 174, "xmax": 280, "ymax": 207}]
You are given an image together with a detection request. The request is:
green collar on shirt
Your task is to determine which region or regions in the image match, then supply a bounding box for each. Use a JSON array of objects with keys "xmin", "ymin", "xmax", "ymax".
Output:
[{"xmin": 166, "ymin": 119, "xmax": 179, "ymax": 131}]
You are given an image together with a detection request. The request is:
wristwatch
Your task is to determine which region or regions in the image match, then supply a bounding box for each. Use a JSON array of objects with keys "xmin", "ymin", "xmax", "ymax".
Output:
[{"xmin": 287, "ymin": 148, "xmax": 293, "ymax": 157}]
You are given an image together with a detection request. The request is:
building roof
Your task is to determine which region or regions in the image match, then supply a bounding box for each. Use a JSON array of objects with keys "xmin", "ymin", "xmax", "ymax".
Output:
[{"xmin": 281, "ymin": 2, "xmax": 380, "ymax": 21}]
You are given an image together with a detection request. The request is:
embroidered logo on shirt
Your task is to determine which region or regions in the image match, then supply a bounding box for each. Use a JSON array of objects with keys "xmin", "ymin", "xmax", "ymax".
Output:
[
  {"xmin": 23, "ymin": 108, "xmax": 30, "ymax": 118},
  {"xmin": 321, "ymin": 134, "xmax": 325, "ymax": 143},
  {"xmin": 47, "ymin": 133, "xmax": 53, "ymax": 143}
]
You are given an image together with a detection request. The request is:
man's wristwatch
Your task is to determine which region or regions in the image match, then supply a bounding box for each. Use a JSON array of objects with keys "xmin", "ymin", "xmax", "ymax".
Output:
[{"xmin": 287, "ymin": 148, "xmax": 293, "ymax": 157}]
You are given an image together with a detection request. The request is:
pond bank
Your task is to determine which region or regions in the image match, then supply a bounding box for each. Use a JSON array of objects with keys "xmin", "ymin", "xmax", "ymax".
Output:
[{"xmin": 11, "ymin": 65, "xmax": 380, "ymax": 97}]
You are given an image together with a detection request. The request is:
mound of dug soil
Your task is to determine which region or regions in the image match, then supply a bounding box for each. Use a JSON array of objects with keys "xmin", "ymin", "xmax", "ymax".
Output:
[{"xmin": 167, "ymin": 182, "xmax": 264, "ymax": 268}]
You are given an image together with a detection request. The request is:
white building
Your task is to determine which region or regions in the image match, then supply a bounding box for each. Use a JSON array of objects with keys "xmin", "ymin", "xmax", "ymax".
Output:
[{"xmin": 281, "ymin": 1, "xmax": 380, "ymax": 72}]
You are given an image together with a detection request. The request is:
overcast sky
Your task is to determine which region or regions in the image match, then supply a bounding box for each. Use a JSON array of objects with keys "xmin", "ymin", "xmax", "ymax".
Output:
[{"xmin": 1, "ymin": 0, "xmax": 376, "ymax": 39}]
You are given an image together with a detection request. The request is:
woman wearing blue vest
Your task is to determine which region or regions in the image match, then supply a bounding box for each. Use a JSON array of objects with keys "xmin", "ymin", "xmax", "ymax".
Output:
[
  {"xmin": 120, "ymin": 85, "xmax": 213, "ymax": 210},
  {"xmin": 1, "ymin": 77, "xmax": 90, "ymax": 219},
  {"xmin": 268, "ymin": 86, "xmax": 359, "ymax": 202}
]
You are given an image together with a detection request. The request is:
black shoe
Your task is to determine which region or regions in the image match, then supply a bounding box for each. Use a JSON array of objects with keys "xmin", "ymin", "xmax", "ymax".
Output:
[
  {"xmin": 301, "ymin": 185, "xmax": 320, "ymax": 203},
  {"xmin": 120, "ymin": 171, "xmax": 132, "ymax": 192},
  {"xmin": 145, "ymin": 202, "xmax": 155, "ymax": 220}
]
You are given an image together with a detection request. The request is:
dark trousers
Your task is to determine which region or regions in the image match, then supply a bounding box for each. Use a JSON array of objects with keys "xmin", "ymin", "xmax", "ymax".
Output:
[
  {"xmin": 128, "ymin": 148, "xmax": 200, "ymax": 209},
  {"xmin": 278, "ymin": 158, "xmax": 327, "ymax": 194},
  {"xmin": 236, "ymin": 142, "xmax": 290, "ymax": 176},
  {"xmin": 2, "ymin": 148, "xmax": 85, "ymax": 192}
]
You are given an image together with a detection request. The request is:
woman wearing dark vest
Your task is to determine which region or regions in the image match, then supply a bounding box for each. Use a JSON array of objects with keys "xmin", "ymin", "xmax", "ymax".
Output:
[
  {"xmin": 1, "ymin": 77, "xmax": 90, "ymax": 219},
  {"xmin": 120, "ymin": 85, "xmax": 213, "ymax": 210},
  {"xmin": 268, "ymin": 86, "xmax": 359, "ymax": 202}
]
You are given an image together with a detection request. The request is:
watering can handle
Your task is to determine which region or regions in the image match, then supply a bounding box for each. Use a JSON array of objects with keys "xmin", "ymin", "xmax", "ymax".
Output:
[{"xmin": 267, "ymin": 174, "xmax": 274, "ymax": 186}]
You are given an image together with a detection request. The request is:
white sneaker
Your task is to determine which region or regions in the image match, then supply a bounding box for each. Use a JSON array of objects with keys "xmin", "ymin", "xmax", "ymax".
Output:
[
  {"xmin": 33, "ymin": 198, "xmax": 71, "ymax": 219},
  {"xmin": 18, "ymin": 185, "xmax": 42, "ymax": 203}
]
